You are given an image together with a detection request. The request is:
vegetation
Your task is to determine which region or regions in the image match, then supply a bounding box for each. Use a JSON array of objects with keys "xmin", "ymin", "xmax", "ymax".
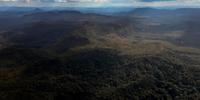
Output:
[
  {"xmin": 0, "ymin": 8, "xmax": 200, "ymax": 100},
  {"xmin": 0, "ymin": 46, "xmax": 199, "ymax": 100}
]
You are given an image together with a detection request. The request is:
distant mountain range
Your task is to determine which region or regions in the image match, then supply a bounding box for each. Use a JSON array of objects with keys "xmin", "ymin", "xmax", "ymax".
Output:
[{"xmin": 0, "ymin": 7, "xmax": 200, "ymax": 47}]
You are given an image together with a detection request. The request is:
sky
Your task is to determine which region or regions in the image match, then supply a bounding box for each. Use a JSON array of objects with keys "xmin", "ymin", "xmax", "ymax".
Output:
[{"xmin": 0, "ymin": 0, "xmax": 200, "ymax": 7}]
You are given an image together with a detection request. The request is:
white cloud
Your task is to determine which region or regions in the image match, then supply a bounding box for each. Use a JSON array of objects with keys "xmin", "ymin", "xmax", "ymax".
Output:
[
  {"xmin": 0, "ymin": 0, "xmax": 108, "ymax": 3},
  {"xmin": 1, "ymin": 0, "xmax": 200, "ymax": 7},
  {"xmin": 0, "ymin": 0, "xmax": 17, "ymax": 1}
]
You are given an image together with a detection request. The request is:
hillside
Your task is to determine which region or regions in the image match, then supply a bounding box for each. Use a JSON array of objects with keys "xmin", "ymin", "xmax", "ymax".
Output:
[{"xmin": 0, "ymin": 8, "xmax": 200, "ymax": 100}]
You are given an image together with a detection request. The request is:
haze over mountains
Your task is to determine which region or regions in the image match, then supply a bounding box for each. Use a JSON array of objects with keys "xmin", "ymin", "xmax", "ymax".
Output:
[
  {"xmin": 0, "ymin": 7, "xmax": 200, "ymax": 100},
  {"xmin": 0, "ymin": 7, "xmax": 200, "ymax": 48}
]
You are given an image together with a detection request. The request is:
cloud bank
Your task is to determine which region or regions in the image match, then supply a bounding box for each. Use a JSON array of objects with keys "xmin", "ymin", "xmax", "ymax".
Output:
[{"xmin": 0, "ymin": 0, "xmax": 200, "ymax": 7}]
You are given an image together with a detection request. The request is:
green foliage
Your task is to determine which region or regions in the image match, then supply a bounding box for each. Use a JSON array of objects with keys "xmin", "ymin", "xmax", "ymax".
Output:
[{"xmin": 0, "ymin": 47, "xmax": 199, "ymax": 100}]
